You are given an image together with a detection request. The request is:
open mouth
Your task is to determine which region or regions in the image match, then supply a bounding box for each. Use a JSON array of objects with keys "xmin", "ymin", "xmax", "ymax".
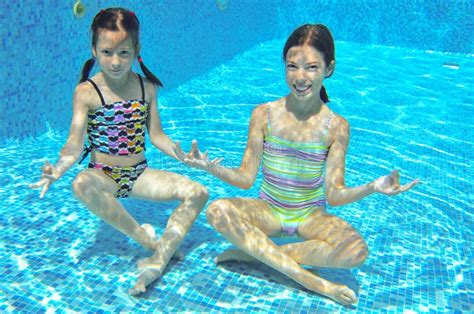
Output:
[{"xmin": 294, "ymin": 85, "xmax": 312, "ymax": 95}]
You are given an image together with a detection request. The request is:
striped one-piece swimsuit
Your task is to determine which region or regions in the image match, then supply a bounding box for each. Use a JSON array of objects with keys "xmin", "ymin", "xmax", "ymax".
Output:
[{"xmin": 259, "ymin": 110, "xmax": 334, "ymax": 236}]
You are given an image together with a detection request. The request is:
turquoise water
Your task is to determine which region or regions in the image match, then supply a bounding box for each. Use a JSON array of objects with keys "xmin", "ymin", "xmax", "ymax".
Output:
[{"xmin": 1, "ymin": 39, "xmax": 473, "ymax": 312}]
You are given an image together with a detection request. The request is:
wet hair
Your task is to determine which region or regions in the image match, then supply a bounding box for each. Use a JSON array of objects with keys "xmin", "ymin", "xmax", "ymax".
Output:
[
  {"xmin": 79, "ymin": 7, "xmax": 163, "ymax": 87},
  {"xmin": 283, "ymin": 24, "xmax": 335, "ymax": 103}
]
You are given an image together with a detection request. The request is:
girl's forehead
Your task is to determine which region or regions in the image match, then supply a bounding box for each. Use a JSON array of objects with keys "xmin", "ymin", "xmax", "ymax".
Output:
[
  {"xmin": 286, "ymin": 45, "xmax": 324, "ymax": 62},
  {"xmin": 96, "ymin": 30, "xmax": 133, "ymax": 47}
]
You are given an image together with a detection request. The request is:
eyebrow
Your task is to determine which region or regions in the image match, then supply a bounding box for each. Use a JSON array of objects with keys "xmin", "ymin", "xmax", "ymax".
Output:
[
  {"xmin": 286, "ymin": 60, "xmax": 320, "ymax": 65},
  {"xmin": 98, "ymin": 46, "xmax": 132, "ymax": 50}
]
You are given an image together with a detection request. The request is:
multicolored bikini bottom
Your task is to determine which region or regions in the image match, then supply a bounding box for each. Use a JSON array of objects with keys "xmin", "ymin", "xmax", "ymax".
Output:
[{"xmin": 88, "ymin": 160, "xmax": 148, "ymax": 198}]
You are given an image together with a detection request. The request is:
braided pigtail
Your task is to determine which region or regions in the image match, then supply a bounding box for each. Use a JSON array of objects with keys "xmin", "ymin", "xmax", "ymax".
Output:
[
  {"xmin": 79, "ymin": 57, "xmax": 95, "ymax": 83},
  {"xmin": 320, "ymin": 85, "xmax": 330, "ymax": 103},
  {"xmin": 138, "ymin": 56, "xmax": 163, "ymax": 88}
]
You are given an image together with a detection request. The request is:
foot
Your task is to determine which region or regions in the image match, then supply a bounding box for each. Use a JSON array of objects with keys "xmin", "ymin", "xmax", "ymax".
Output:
[
  {"xmin": 326, "ymin": 284, "xmax": 357, "ymax": 306},
  {"xmin": 129, "ymin": 248, "xmax": 184, "ymax": 296},
  {"xmin": 141, "ymin": 224, "xmax": 184, "ymax": 260},
  {"xmin": 215, "ymin": 249, "xmax": 259, "ymax": 263},
  {"xmin": 128, "ymin": 266, "xmax": 162, "ymax": 296},
  {"xmin": 129, "ymin": 255, "xmax": 166, "ymax": 296}
]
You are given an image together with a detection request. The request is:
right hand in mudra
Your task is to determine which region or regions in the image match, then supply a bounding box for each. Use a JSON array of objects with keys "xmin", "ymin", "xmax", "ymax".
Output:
[
  {"xmin": 29, "ymin": 161, "xmax": 60, "ymax": 198},
  {"xmin": 174, "ymin": 140, "xmax": 223, "ymax": 171}
]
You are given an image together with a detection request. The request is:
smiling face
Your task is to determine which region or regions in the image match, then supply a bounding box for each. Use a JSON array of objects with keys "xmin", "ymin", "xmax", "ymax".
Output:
[
  {"xmin": 285, "ymin": 45, "xmax": 334, "ymax": 101},
  {"xmin": 93, "ymin": 30, "xmax": 137, "ymax": 80}
]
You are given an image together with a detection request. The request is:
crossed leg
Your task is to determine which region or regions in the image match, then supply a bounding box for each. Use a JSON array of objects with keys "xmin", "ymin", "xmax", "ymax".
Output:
[
  {"xmin": 206, "ymin": 198, "xmax": 367, "ymax": 306},
  {"xmin": 127, "ymin": 168, "xmax": 208, "ymax": 295},
  {"xmin": 72, "ymin": 168, "xmax": 157, "ymax": 251}
]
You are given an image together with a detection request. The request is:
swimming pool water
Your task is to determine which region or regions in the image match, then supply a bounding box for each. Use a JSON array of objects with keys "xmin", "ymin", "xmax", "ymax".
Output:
[{"xmin": 1, "ymin": 39, "xmax": 473, "ymax": 312}]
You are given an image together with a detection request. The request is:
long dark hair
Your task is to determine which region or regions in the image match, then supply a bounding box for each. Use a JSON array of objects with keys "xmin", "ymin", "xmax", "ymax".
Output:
[
  {"xmin": 79, "ymin": 7, "xmax": 163, "ymax": 87},
  {"xmin": 283, "ymin": 24, "xmax": 335, "ymax": 103}
]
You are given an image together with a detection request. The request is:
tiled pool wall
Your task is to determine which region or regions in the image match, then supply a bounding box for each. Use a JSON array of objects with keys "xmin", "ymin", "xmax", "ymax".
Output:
[{"xmin": 1, "ymin": 0, "xmax": 472, "ymax": 142}]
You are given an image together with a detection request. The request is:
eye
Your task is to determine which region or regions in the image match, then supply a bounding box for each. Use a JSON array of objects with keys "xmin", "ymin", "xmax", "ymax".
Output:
[
  {"xmin": 307, "ymin": 65, "xmax": 319, "ymax": 71},
  {"xmin": 101, "ymin": 49, "xmax": 112, "ymax": 56},
  {"xmin": 119, "ymin": 50, "xmax": 131, "ymax": 57},
  {"xmin": 286, "ymin": 64, "xmax": 297, "ymax": 70}
]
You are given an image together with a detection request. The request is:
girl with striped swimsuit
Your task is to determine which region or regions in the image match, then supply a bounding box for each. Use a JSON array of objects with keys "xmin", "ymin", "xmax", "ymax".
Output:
[{"xmin": 177, "ymin": 24, "xmax": 419, "ymax": 305}]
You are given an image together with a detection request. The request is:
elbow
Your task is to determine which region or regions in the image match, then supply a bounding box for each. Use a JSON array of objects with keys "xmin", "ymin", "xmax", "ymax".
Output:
[
  {"xmin": 150, "ymin": 137, "xmax": 164, "ymax": 150},
  {"xmin": 235, "ymin": 172, "xmax": 254, "ymax": 190},
  {"xmin": 149, "ymin": 131, "xmax": 165, "ymax": 147},
  {"xmin": 239, "ymin": 182, "xmax": 253, "ymax": 190},
  {"xmin": 150, "ymin": 140, "xmax": 160, "ymax": 150},
  {"xmin": 326, "ymin": 190, "xmax": 344, "ymax": 207},
  {"xmin": 327, "ymin": 198, "xmax": 343, "ymax": 207},
  {"xmin": 233, "ymin": 179, "xmax": 253, "ymax": 190}
]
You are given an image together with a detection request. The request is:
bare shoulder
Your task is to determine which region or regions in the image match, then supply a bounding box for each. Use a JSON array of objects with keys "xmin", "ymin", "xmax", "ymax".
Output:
[
  {"xmin": 328, "ymin": 111, "xmax": 350, "ymax": 145},
  {"xmin": 250, "ymin": 101, "xmax": 274, "ymax": 129},
  {"xmin": 252, "ymin": 98, "xmax": 282, "ymax": 120},
  {"xmin": 333, "ymin": 114, "xmax": 350, "ymax": 132},
  {"xmin": 252, "ymin": 103, "xmax": 269, "ymax": 118},
  {"xmin": 142, "ymin": 76, "xmax": 157, "ymax": 103},
  {"xmin": 73, "ymin": 81, "xmax": 96, "ymax": 110}
]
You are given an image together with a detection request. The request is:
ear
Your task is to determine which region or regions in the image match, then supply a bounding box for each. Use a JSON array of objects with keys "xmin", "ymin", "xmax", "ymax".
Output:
[
  {"xmin": 92, "ymin": 47, "xmax": 97, "ymax": 58},
  {"xmin": 325, "ymin": 60, "xmax": 335, "ymax": 78}
]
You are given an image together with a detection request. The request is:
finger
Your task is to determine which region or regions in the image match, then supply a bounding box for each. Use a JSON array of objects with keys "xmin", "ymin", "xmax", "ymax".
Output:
[
  {"xmin": 399, "ymin": 179, "xmax": 420, "ymax": 192},
  {"xmin": 173, "ymin": 141, "xmax": 185, "ymax": 160},
  {"xmin": 40, "ymin": 183, "xmax": 50, "ymax": 199},
  {"xmin": 29, "ymin": 179, "xmax": 47, "ymax": 189},
  {"xmin": 188, "ymin": 142, "xmax": 198, "ymax": 158},
  {"xmin": 203, "ymin": 151, "xmax": 209, "ymax": 159},
  {"xmin": 191, "ymin": 140, "xmax": 198, "ymax": 152},
  {"xmin": 212, "ymin": 158, "xmax": 224, "ymax": 165},
  {"xmin": 194, "ymin": 142, "xmax": 204, "ymax": 158}
]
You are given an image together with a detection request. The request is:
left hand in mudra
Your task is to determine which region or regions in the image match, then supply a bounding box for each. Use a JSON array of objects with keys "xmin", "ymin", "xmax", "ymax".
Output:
[
  {"xmin": 174, "ymin": 140, "xmax": 224, "ymax": 171},
  {"xmin": 372, "ymin": 170, "xmax": 419, "ymax": 196}
]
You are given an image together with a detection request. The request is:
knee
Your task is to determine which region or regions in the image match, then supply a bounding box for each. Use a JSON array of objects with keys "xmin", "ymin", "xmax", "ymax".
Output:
[
  {"xmin": 71, "ymin": 172, "xmax": 96, "ymax": 199},
  {"xmin": 351, "ymin": 242, "xmax": 369, "ymax": 268},
  {"xmin": 206, "ymin": 199, "xmax": 233, "ymax": 231},
  {"xmin": 184, "ymin": 182, "xmax": 209, "ymax": 207},
  {"xmin": 188, "ymin": 182, "xmax": 209, "ymax": 210}
]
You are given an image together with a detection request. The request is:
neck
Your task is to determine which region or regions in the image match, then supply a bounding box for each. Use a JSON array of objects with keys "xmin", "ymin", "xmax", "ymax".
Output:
[
  {"xmin": 286, "ymin": 94, "xmax": 324, "ymax": 120},
  {"xmin": 102, "ymin": 71, "xmax": 133, "ymax": 91}
]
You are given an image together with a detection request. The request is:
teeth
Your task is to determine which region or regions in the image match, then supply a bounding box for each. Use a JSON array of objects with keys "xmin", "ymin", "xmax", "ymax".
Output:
[{"xmin": 295, "ymin": 86, "xmax": 311, "ymax": 92}]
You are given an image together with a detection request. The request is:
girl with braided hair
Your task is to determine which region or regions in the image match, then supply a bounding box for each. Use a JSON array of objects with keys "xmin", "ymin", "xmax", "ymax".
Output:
[{"xmin": 30, "ymin": 7, "xmax": 208, "ymax": 295}]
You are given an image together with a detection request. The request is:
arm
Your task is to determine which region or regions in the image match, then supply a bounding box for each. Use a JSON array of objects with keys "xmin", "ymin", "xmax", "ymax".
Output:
[
  {"xmin": 325, "ymin": 117, "xmax": 419, "ymax": 206},
  {"xmin": 146, "ymin": 83, "xmax": 182, "ymax": 160},
  {"xmin": 181, "ymin": 105, "xmax": 267, "ymax": 190},
  {"xmin": 325, "ymin": 117, "xmax": 374, "ymax": 206},
  {"xmin": 30, "ymin": 83, "xmax": 91, "ymax": 197}
]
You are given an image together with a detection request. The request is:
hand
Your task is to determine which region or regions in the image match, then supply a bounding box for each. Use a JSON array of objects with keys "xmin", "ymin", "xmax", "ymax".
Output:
[
  {"xmin": 372, "ymin": 170, "xmax": 419, "ymax": 196},
  {"xmin": 29, "ymin": 161, "xmax": 60, "ymax": 198},
  {"xmin": 172, "ymin": 141, "xmax": 187, "ymax": 162},
  {"xmin": 175, "ymin": 140, "xmax": 224, "ymax": 171}
]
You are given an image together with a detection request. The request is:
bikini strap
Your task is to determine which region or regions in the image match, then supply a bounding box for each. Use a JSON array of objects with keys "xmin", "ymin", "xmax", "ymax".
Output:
[
  {"xmin": 322, "ymin": 111, "xmax": 334, "ymax": 138},
  {"xmin": 87, "ymin": 79, "xmax": 106, "ymax": 107},
  {"xmin": 266, "ymin": 105, "xmax": 272, "ymax": 135},
  {"xmin": 137, "ymin": 74, "xmax": 145, "ymax": 102}
]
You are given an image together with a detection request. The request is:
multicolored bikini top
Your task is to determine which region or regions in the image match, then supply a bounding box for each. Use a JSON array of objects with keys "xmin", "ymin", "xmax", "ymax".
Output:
[{"xmin": 80, "ymin": 74, "xmax": 148, "ymax": 162}]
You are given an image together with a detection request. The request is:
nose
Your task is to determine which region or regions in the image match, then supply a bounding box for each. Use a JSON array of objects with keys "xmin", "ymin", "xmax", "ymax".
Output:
[
  {"xmin": 295, "ymin": 70, "xmax": 308, "ymax": 83},
  {"xmin": 293, "ymin": 68, "xmax": 308, "ymax": 82},
  {"xmin": 111, "ymin": 54, "xmax": 121, "ymax": 68}
]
